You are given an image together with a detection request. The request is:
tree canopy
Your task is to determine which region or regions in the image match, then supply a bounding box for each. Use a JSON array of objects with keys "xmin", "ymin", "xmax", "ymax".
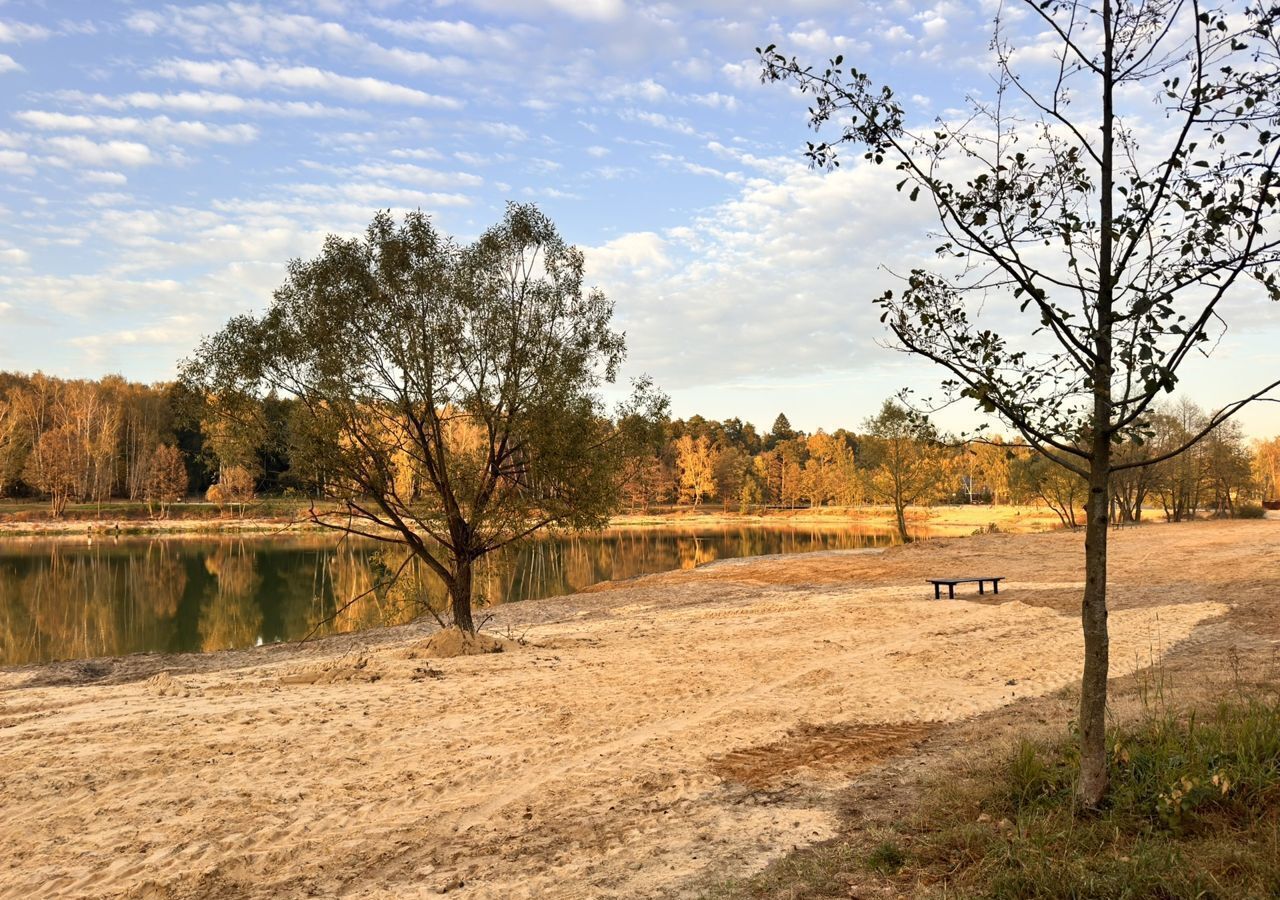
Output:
[{"xmin": 185, "ymin": 204, "xmax": 665, "ymax": 632}]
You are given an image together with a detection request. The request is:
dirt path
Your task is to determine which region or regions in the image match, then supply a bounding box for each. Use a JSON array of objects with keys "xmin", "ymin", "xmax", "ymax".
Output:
[{"xmin": 1, "ymin": 521, "xmax": 1273, "ymax": 899}]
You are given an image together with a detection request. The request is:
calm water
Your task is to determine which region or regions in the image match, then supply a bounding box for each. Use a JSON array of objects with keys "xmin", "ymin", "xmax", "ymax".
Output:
[{"xmin": 0, "ymin": 524, "xmax": 902, "ymax": 666}]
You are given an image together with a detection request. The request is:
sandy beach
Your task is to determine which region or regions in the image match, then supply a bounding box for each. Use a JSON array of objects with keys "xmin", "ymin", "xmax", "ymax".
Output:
[{"xmin": 1, "ymin": 520, "xmax": 1275, "ymax": 899}]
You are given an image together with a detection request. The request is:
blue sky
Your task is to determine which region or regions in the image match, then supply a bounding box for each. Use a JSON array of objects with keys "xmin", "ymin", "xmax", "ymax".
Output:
[{"xmin": 0, "ymin": 1, "xmax": 1277, "ymax": 437}]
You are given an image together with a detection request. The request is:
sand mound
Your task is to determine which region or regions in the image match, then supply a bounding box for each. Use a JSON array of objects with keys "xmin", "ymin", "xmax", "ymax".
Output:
[
  {"xmin": 403, "ymin": 627, "xmax": 514, "ymax": 659},
  {"xmin": 144, "ymin": 671, "xmax": 190, "ymax": 698},
  {"xmin": 279, "ymin": 654, "xmax": 382, "ymax": 685}
]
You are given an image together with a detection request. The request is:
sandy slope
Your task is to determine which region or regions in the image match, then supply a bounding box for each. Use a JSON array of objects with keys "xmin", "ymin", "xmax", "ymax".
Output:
[{"xmin": 1, "ymin": 521, "xmax": 1274, "ymax": 899}]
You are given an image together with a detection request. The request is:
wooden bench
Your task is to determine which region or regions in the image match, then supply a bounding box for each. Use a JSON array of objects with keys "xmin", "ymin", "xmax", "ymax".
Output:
[{"xmin": 927, "ymin": 577, "xmax": 1003, "ymax": 600}]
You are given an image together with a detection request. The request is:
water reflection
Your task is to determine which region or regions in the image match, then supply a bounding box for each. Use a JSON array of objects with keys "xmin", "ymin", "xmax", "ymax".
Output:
[{"xmin": 0, "ymin": 525, "xmax": 900, "ymax": 665}]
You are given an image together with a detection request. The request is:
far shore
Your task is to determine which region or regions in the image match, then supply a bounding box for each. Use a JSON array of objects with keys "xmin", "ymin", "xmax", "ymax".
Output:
[{"xmin": 0, "ymin": 500, "xmax": 1068, "ymax": 539}]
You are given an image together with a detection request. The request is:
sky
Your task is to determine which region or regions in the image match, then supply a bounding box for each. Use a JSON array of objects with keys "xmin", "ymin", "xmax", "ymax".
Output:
[{"xmin": 0, "ymin": 0, "xmax": 1277, "ymax": 438}]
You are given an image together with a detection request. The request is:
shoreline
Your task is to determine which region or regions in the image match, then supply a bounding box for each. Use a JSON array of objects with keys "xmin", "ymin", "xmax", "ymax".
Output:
[{"xmin": 0, "ymin": 502, "xmax": 1065, "ymax": 539}]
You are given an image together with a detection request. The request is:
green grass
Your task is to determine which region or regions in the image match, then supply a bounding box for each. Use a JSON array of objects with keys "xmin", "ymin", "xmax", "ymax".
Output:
[{"xmin": 708, "ymin": 694, "xmax": 1280, "ymax": 899}]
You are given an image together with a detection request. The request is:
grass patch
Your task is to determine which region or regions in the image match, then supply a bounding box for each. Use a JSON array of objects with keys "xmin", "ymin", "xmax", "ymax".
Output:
[
  {"xmin": 709, "ymin": 694, "xmax": 1280, "ymax": 899},
  {"xmin": 865, "ymin": 840, "xmax": 906, "ymax": 874}
]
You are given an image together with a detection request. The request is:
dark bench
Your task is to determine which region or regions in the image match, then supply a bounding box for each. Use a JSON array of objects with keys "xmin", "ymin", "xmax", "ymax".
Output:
[{"xmin": 927, "ymin": 577, "xmax": 1003, "ymax": 600}]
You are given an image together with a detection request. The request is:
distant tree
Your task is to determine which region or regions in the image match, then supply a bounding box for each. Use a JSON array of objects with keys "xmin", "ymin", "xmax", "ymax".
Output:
[
  {"xmin": 1202, "ymin": 420, "xmax": 1254, "ymax": 515},
  {"xmin": 674, "ymin": 434, "xmax": 717, "ymax": 506},
  {"xmin": 1011, "ymin": 450, "xmax": 1086, "ymax": 528},
  {"xmin": 206, "ymin": 465, "xmax": 255, "ymax": 517},
  {"xmin": 739, "ymin": 467, "xmax": 766, "ymax": 514},
  {"xmin": 722, "ymin": 417, "xmax": 763, "ymax": 456},
  {"xmin": 804, "ymin": 431, "xmax": 855, "ymax": 507},
  {"xmin": 766, "ymin": 412, "xmax": 796, "ymax": 450},
  {"xmin": 27, "ymin": 425, "xmax": 79, "ymax": 517},
  {"xmin": 619, "ymin": 452, "xmax": 671, "ymax": 512},
  {"xmin": 967, "ymin": 437, "xmax": 1017, "ymax": 506},
  {"xmin": 763, "ymin": 1, "xmax": 1280, "ymax": 805},
  {"xmin": 0, "ymin": 394, "xmax": 15, "ymax": 498},
  {"xmin": 1254, "ymin": 436, "xmax": 1280, "ymax": 501},
  {"xmin": 1150, "ymin": 400, "xmax": 1207, "ymax": 522},
  {"xmin": 712, "ymin": 445, "xmax": 751, "ymax": 512},
  {"xmin": 186, "ymin": 205, "xmax": 664, "ymax": 634},
  {"xmin": 860, "ymin": 400, "xmax": 942, "ymax": 542},
  {"xmin": 144, "ymin": 443, "xmax": 189, "ymax": 518}
]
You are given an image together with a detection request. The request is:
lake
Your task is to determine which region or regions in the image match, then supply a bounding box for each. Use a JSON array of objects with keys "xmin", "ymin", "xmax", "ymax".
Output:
[{"xmin": 0, "ymin": 523, "xmax": 904, "ymax": 666}]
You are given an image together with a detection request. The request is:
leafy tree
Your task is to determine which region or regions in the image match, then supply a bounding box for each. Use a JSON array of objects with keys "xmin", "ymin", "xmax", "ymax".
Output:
[
  {"xmin": 144, "ymin": 443, "xmax": 189, "ymax": 518},
  {"xmin": 27, "ymin": 425, "xmax": 79, "ymax": 517},
  {"xmin": 712, "ymin": 445, "xmax": 751, "ymax": 511},
  {"xmin": 1011, "ymin": 449, "xmax": 1086, "ymax": 527},
  {"xmin": 207, "ymin": 465, "xmax": 255, "ymax": 517},
  {"xmin": 762, "ymin": 1, "xmax": 1280, "ymax": 805},
  {"xmin": 1254, "ymin": 436, "xmax": 1280, "ymax": 500},
  {"xmin": 722, "ymin": 417, "xmax": 763, "ymax": 456},
  {"xmin": 860, "ymin": 400, "xmax": 942, "ymax": 542},
  {"xmin": 739, "ymin": 470, "xmax": 765, "ymax": 514},
  {"xmin": 1201, "ymin": 420, "xmax": 1254, "ymax": 514},
  {"xmin": 674, "ymin": 434, "xmax": 717, "ymax": 506},
  {"xmin": 186, "ymin": 205, "xmax": 664, "ymax": 634}
]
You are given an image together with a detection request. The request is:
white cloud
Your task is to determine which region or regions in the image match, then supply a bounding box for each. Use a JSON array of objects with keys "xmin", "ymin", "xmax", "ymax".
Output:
[
  {"xmin": 586, "ymin": 145, "xmax": 610, "ymax": 158},
  {"xmin": 0, "ymin": 247, "xmax": 29, "ymax": 265},
  {"xmin": 150, "ymin": 58, "xmax": 461, "ymax": 108},
  {"xmin": 86, "ymin": 192, "xmax": 133, "ymax": 207},
  {"xmin": 690, "ymin": 92, "xmax": 739, "ymax": 111},
  {"xmin": 720, "ymin": 61, "xmax": 758, "ymax": 91},
  {"xmin": 0, "ymin": 149, "xmax": 34, "ymax": 174},
  {"xmin": 610, "ymin": 79, "xmax": 670, "ymax": 103},
  {"xmin": 15, "ymin": 111, "xmax": 258, "ymax": 144},
  {"xmin": 473, "ymin": 122, "xmax": 529, "ymax": 142},
  {"xmin": 55, "ymin": 89, "xmax": 351, "ymax": 119},
  {"xmin": 127, "ymin": 5, "xmax": 471, "ymax": 78},
  {"xmin": 43, "ymin": 136, "xmax": 154, "ymax": 167},
  {"xmin": 368, "ymin": 18, "xmax": 522, "ymax": 54},
  {"xmin": 620, "ymin": 109, "xmax": 698, "ymax": 136},
  {"xmin": 0, "ymin": 21, "xmax": 50, "ymax": 43},
  {"xmin": 78, "ymin": 170, "xmax": 128, "ymax": 185},
  {"xmin": 389, "ymin": 147, "xmax": 445, "ymax": 161},
  {"xmin": 587, "ymin": 160, "xmax": 939, "ymax": 388},
  {"xmin": 0, "ymin": 53, "xmax": 21, "ymax": 73}
]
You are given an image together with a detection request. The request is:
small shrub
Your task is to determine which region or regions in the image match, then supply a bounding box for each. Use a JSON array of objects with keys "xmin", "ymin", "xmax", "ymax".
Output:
[
  {"xmin": 1235, "ymin": 503, "xmax": 1266, "ymax": 519},
  {"xmin": 864, "ymin": 840, "xmax": 905, "ymax": 873}
]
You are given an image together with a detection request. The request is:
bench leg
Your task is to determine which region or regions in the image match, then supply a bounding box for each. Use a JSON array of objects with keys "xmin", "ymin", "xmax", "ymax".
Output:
[
  {"xmin": 948, "ymin": 584, "xmax": 955, "ymax": 600},
  {"xmin": 979, "ymin": 581, "xmax": 986, "ymax": 595},
  {"xmin": 934, "ymin": 584, "xmax": 940, "ymax": 600},
  {"xmin": 994, "ymin": 581, "xmax": 999, "ymax": 595}
]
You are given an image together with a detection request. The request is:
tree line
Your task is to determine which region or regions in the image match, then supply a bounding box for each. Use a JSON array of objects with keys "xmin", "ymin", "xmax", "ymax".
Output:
[{"xmin": 2, "ymin": 370, "xmax": 1274, "ymax": 531}]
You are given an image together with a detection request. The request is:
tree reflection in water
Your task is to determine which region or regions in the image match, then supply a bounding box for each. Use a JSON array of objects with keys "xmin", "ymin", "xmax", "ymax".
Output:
[{"xmin": 0, "ymin": 524, "xmax": 902, "ymax": 664}]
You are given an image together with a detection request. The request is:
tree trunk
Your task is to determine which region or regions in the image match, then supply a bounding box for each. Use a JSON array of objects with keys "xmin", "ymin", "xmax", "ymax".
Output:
[
  {"xmin": 894, "ymin": 497, "xmax": 910, "ymax": 544},
  {"xmin": 1079, "ymin": 0, "xmax": 1116, "ymax": 810},
  {"xmin": 1079, "ymin": 453, "xmax": 1112, "ymax": 807},
  {"xmin": 450, "ymin": 555, "xmax": 475, "ymax": 633}
]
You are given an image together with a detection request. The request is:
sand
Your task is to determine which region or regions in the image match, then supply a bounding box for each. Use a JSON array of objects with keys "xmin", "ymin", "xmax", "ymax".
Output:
[{"xmin": 1, "ymin": 520, "xmax": 1275, "ymax": 899}]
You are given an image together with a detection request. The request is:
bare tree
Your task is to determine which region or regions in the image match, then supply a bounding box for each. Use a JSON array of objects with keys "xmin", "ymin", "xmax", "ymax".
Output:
[{"xmin": 762, "ymin": 1, "xmax": 1280, "ymax": 804}]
